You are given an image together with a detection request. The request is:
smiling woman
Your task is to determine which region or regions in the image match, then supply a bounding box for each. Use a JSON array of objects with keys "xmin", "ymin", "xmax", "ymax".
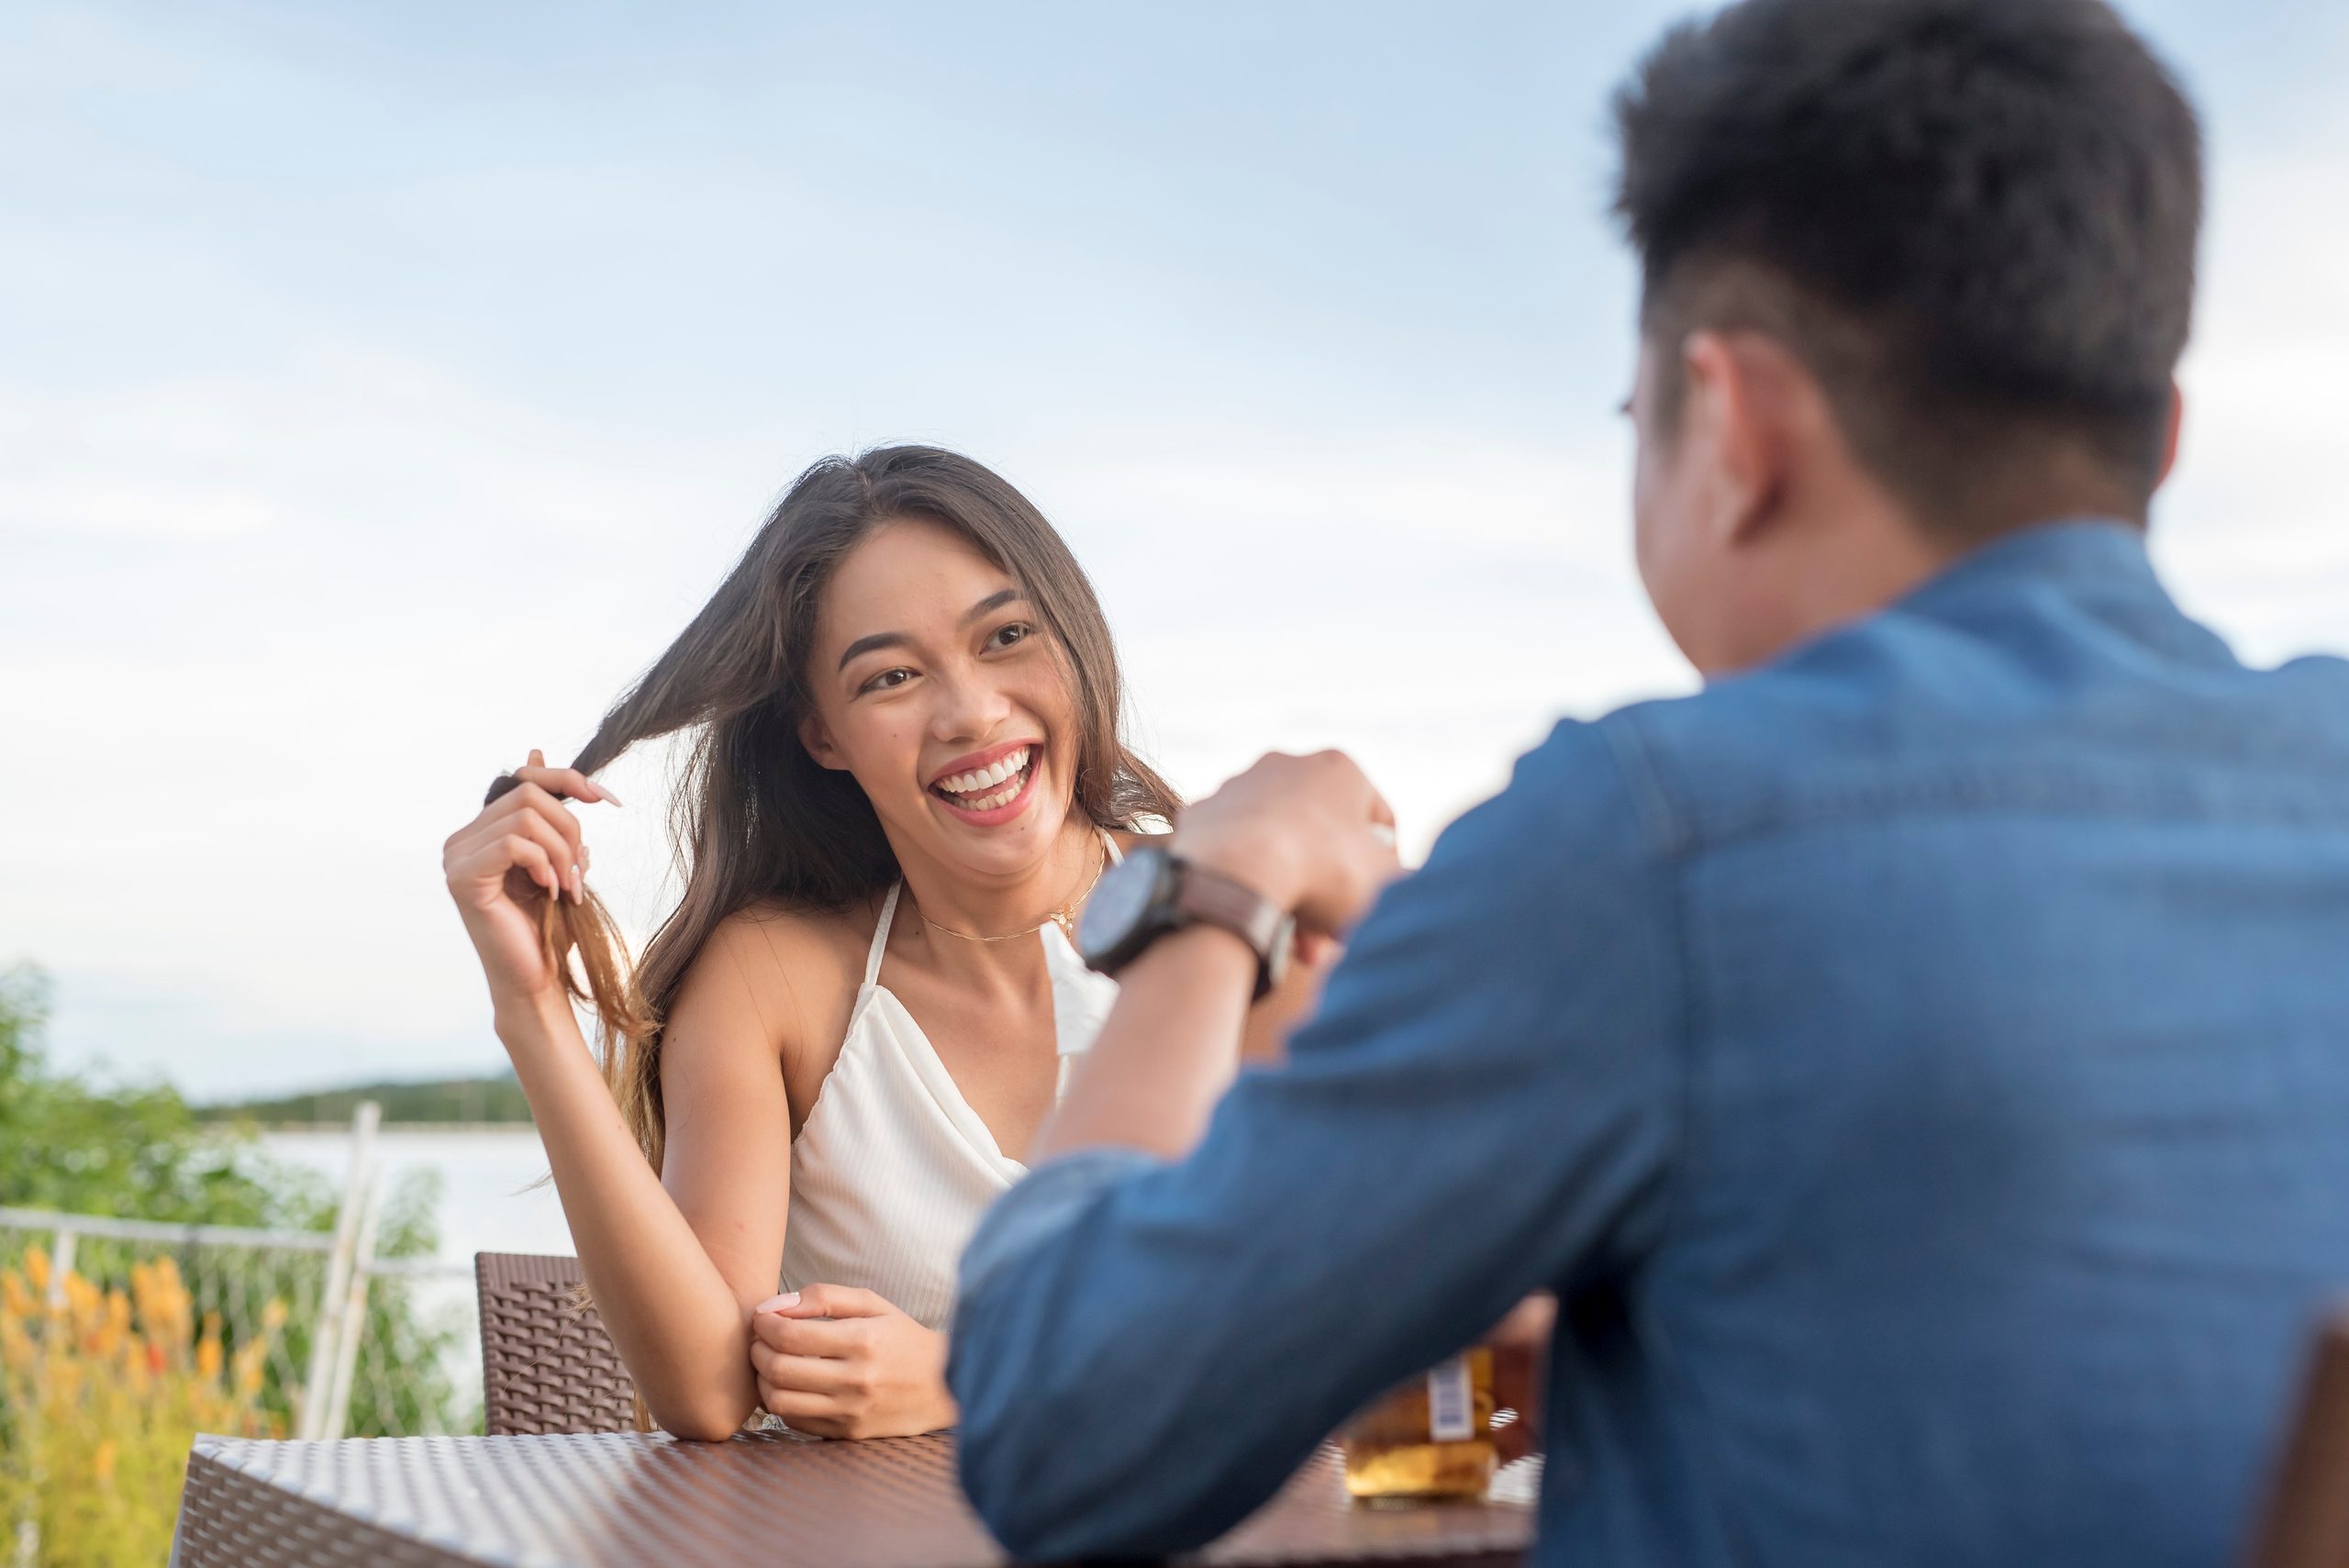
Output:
[{"xmin": 438, "ymin": 447, "xmax": 1194, "ymax": 1440}]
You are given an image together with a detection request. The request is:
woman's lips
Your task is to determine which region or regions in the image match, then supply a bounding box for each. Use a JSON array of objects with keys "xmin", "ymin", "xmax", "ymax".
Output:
[
  {"xmin": 931, "ymin": 743, "xmax": 1031, "ymax": 798},
  {"xmin": 930, "ymin": 748, "xmax": 1040, "ymax": 826}
]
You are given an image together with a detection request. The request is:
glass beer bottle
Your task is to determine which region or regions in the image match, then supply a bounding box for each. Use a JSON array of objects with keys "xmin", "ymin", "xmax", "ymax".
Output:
[{"xmin": 1339, "ymin": 1347, "xmax": 1497, "ymax": 1502}]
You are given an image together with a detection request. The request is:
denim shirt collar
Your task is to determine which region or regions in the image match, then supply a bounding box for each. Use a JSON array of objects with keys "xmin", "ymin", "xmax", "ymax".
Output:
[
  {"xmin": 1904, "ymin": 516, "xmax": 2154, "ymax": 605},
  {"xmin": 1888, "ymin": 514, "xmax": 2236, "ymax": 668}
]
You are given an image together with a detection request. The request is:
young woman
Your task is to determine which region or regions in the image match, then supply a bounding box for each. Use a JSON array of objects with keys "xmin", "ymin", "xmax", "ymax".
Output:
[{"xmin": 442, "ymin": 447, "xmax": 1308, "ymax": 1441}]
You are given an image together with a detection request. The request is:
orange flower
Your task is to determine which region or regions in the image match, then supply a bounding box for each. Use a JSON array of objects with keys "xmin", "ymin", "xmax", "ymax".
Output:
[
  {"xmin": 0, "ymin": 1266, "xmax": 31, "ymax": 1319},
  {"xmin": 92, "ymin": 1438, "xmax": 118, "ymax": 1485}
]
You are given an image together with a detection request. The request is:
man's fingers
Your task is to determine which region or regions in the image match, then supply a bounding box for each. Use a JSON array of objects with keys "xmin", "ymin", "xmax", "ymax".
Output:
[{"xmin": 1290, "ymin": 928, "xmax": 1340, "ymax": 970}]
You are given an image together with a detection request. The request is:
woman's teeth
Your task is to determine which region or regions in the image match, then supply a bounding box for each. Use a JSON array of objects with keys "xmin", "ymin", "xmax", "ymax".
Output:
[{"xmin": 934, "ymin": 747, "xmax": 1032, "ymax": 812}]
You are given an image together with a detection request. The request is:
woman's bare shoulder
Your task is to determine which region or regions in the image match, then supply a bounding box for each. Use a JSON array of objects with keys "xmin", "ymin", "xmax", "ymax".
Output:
[{"xmin": 670, "ymin": 893, "xmax": 884, "ymax": 1066}]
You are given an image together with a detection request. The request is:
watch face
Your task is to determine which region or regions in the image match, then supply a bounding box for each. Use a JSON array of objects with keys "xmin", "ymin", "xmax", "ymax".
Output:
[{"xmin": 1079, "ymin": 846, "xmax": 1167, "ymax": 965}]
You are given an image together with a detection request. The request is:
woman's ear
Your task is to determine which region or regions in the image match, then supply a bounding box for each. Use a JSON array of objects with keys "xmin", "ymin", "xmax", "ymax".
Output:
[{"xmin": 798, "ymin": 711, "xmax": 849, "ymax": 772}]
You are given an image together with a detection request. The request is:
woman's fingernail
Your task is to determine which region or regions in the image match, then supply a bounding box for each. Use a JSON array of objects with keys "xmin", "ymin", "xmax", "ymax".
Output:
[
  {"xmin": 595, "ymin": 784, "xmax": 624, "ymax": 806},
  {"xmin": 756, "ymin": 1292, "xmax": 799, "ymax": 1314}
]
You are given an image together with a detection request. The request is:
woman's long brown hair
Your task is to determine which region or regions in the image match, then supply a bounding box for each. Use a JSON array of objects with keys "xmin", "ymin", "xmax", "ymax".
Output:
[{"xmin": 521, "ymin": 447, "xmax": 1177, "ymax": 1422}]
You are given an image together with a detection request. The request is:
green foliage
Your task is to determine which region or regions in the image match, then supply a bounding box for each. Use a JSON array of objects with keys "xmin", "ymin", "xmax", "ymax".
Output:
[
  {"xmin": 0, "ymin": 961, "xmax": 478, "ymax": 1568},
  {"xmin": 198, "ymin": 1072, "xmax": 531, "ymax": 1128},
  {"xmin": 0, "ymin": 968, "xmax": 323, "ymax": 1228}
]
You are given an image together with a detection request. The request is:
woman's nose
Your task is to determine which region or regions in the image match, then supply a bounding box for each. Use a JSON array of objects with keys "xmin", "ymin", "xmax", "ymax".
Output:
[{"xmin": 930, "ymin": 665, "xmax": 1015, "ymax": 741}]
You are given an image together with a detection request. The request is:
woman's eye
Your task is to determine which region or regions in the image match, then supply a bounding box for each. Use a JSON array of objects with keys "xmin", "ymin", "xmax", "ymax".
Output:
[
  {"xmin": 987, "ymin": 622, "xmax": 1033, "ymax": 651},
  {"xmin": 860, "ymin": 668, "xmax": 914, "ymax": 695}
]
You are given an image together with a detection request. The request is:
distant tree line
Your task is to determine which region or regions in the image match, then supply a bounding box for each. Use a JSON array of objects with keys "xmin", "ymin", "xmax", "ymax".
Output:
[{"xmin": 196, "ymin": 1072, "xmax": 533, "ymax": 1128}]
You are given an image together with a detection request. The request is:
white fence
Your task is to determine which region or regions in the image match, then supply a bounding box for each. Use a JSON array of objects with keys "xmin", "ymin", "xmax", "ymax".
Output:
[{"xmin": 0, "ymin": 1101, "xmax": 477, "ymax": 1440}]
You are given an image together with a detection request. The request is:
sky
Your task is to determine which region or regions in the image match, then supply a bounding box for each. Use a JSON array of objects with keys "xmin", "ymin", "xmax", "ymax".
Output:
[{"xmin": 4, "ymin": 1, "xmax": 2345, "ymax": 1099}]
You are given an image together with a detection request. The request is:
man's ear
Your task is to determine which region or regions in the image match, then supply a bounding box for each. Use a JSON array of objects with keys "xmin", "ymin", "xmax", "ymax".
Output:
[
  {"xmin": 798, "ymin": 710, "xmax": 849, "ymax": 772},
  {"xmin": 1683, "ymin": 330, "xmax": 1787, "ymax": 550},
  {"xmin": 2154, "ymin": 379, "xmax": 2185, "ymax": 490}
]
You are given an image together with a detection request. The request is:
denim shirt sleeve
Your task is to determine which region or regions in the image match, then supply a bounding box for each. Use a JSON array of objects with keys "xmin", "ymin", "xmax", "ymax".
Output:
[{"xmin": 948, "ymin": 718, "xmax": 1683, "ymax": 1559}]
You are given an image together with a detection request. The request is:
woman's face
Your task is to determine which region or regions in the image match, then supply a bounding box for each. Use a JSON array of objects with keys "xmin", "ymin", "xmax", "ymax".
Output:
[{"xmin": 802, "ymin": 517, "xmax": 1082, "ymax": 881}]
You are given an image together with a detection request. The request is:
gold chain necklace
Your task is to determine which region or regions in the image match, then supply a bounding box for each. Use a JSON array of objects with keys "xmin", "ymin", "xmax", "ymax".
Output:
[{"xmin": 918, "ymin": 838, "xmax": 1108, "ymax": 943}]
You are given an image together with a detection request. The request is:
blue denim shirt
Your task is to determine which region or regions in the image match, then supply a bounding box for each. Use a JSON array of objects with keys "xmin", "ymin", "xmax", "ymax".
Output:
[{"xmin": 947, "ymin": 520, "xmax": 2349, "ymax": 1568}]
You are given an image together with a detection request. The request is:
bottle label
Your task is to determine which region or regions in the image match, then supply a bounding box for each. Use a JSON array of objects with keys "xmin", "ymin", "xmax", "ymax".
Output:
[{"xmin": 1427, "ymin": 1355, "xmax": 1473, "ymax": 1442}]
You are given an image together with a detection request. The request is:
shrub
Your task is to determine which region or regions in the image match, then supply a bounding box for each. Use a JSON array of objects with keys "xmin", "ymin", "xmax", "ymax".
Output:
[{"xmin": 0, "ymin": 1248, "xmax": 284, "ymax": 1568}]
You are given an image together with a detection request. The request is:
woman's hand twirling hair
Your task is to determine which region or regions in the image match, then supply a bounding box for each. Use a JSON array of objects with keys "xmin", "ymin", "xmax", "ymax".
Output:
[
  {"xmin": 477, "ymin": 762, "xmax": 656, "ymax": 1085},
  {"xmin": 532, "ymin": 446, "xmax": 1179, "ymax": 1183}
]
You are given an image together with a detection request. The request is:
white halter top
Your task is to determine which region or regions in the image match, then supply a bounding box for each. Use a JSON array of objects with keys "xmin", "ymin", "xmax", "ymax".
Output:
[{"xmin": 778, "ymin": 836, "xmax": 1124, "ymax": 1329}]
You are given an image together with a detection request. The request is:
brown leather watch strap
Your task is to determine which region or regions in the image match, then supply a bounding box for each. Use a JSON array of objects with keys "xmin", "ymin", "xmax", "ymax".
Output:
[{"xmin": 1171, "ymin": 860, "xmax": 1289, "ymax": 996}]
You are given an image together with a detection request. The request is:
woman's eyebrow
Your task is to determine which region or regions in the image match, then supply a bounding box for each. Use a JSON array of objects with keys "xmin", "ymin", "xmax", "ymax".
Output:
[
  {"xmin": 960, "ymin": 587, "xmax": 1025, "ymax": 626},
  {"xmin": 835, "ymin": 590, "xmax": 1027, "ymax": 672},
  {"xmin": 836, "ymin": 630, "xmax": 907, "ymax": 672}
]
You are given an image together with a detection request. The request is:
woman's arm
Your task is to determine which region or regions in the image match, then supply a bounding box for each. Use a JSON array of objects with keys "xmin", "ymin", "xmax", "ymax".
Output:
[
  {"xmin": 497, "ymin": 974, "xmax": 787, "ymax": 1439},
  {"xmin": 446, "ymin": 757, "xmax": 793, "ymax": 1440}
]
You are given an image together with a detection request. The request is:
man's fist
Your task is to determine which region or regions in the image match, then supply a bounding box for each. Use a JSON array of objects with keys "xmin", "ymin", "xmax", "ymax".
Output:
[{"xmin": 1173, "ymin": 750, "xmax": 1401, "ymax": 937}]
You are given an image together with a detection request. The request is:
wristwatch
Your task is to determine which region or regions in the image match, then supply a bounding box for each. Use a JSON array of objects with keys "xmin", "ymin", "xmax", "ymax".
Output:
[{"xmin": 1077, "ymin": 844, "xmax": 1294, "ymax": 1000}]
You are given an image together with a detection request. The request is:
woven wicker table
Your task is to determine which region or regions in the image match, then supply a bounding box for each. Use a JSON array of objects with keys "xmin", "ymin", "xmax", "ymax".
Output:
[{"xmin": 171, "ymin": 1428, "xmax": 1540, "ymax": 1568}]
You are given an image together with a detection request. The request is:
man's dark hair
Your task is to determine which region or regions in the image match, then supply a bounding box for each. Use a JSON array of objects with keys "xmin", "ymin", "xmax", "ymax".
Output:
[{"xmin": 1614, "ymin": 0, "xmax": 2202, "ymax": 536}]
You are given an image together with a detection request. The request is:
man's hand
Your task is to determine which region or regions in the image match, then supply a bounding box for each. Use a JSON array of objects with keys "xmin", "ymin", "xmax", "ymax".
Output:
[
  {"xmin": 750, "ymin": 1284, "xmax": 957, "ymax": 1440},
  {"xmin": 1174, "ymin": 751, "xmax": 1402, "ymax": 937}
]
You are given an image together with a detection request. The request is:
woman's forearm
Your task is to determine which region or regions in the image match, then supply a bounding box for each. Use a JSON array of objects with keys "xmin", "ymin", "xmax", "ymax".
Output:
[{"xmin": 494, "ymin": 990, "xmax": 760, "ymax": 1439}]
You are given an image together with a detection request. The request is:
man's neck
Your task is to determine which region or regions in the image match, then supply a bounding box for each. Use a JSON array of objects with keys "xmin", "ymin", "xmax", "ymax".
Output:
[
  {"xmin": 1709, "ymin": 506, "xmax": 1955, "ymax": 676},
  {"xmin": 1713, "ymin": 484, "xmax": 2143, "ymax": 678}
]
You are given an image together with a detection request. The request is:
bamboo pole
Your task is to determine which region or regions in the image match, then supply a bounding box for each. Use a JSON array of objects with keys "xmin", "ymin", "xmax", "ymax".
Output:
[
  {"xmin": 318, "ymin": 1159, "xmax": 384, "ymax": 1440},
  {"xmin": 296, "ymin": 1100, "xmax": 379, "ymax": 1440}
]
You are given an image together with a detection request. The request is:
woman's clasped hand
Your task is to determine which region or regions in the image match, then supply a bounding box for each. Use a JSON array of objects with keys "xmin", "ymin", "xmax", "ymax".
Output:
[{"xmin": 748, "ymin": 1285, "xmax": 957, "ymax": 1440}]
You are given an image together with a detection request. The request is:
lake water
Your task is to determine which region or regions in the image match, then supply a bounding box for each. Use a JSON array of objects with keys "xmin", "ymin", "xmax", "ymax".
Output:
[{"xmin": 259, "ymin": 1127, "xmax": 577, "ymax": 1265}]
